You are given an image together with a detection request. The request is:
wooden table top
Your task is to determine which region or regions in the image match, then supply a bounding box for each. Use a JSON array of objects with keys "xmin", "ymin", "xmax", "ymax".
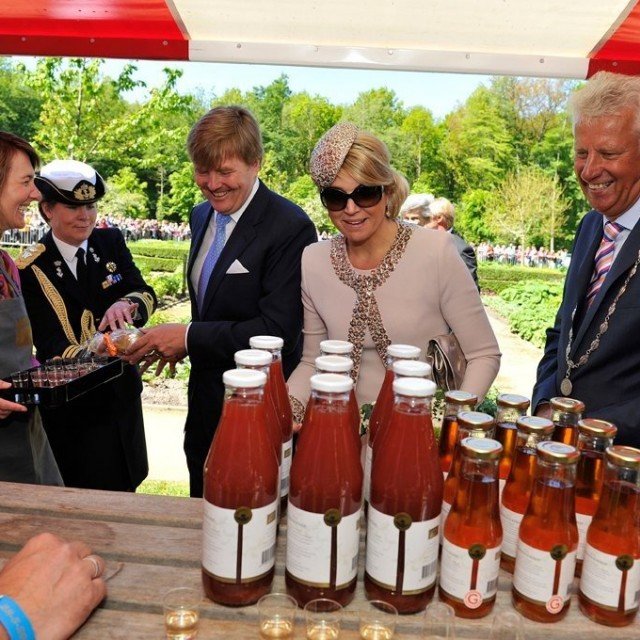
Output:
[{"xmin": 0, "ymin": 482, "xmax": 636, "ymax": 639}]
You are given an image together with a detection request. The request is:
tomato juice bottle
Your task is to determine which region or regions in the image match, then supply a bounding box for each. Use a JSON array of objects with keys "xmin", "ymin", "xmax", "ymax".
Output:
[
  {"xmin": 438, "ymin": 391, "xmax": 478, "ymax": 478},
  {"xmin": 440, "ymin": 437, "xmax": 503, "ymax": 618},
  {"xmin": 202, "ymin": 369, "xmax": 279, "ymax": 606},
  {"xmin": 364, "ymin": 377, "xmax": 441, "ymax": 614},
  {"xmin": 494, "ymin": 394, "xmax": 530, "ymax": 493},
  {"xmin": 550, "ymin": 397, "xmax": 585, "ymax": 447}
]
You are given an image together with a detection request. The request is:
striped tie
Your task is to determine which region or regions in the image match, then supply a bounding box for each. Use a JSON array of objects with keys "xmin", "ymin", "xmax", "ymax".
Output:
[{"xmin": 585, "ymin": 221, "xmax": 624, "ymax": 307}]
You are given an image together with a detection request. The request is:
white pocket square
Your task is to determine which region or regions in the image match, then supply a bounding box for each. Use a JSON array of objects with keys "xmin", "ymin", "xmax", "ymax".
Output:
[{"xmin": 226, "ymin": 259, "xmax": 249, "ymax": 274}]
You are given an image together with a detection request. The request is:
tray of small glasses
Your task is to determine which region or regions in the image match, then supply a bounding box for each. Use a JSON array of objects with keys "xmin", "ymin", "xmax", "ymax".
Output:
[{"xmin": 1, "ymin": 357, "xmax": 124, "ymax": 408}]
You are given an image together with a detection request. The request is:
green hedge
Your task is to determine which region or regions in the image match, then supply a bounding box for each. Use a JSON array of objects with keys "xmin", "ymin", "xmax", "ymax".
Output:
[
  {"xmin": 479, "ymin": 263, "xmax": 565, "ymax": 295},
  {"xmin": 128, "ymin": 240, "xmax": 190, "ymax": 260},
  {"xmin": 131, "ymin": 254, "xmax": 183, "ymax": 273}
]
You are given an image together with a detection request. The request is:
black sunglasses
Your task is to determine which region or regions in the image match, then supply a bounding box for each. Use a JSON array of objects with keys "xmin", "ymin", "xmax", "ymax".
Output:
[{"xmin": 320, "ymin": 184, "xmax": 384, "ymax": 212}]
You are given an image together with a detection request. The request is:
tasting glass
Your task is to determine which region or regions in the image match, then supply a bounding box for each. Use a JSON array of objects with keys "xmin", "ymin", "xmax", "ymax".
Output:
[
  {"xmin": 257, "ymin": 592, "xmax": 298, "ymax": 639},
  {"xmin": 64, "ymin": 359, "xmax": 80, "ymax": 380},
  {"xmin": 423, "ymin": 601, "xmax": 455, "ymax": 639},
  {"xmin": 45, "ymin": 360, "xmax": 65, "ymax": 386},
  {"xmin": 29, "ymin": 367, "xmax": 49, "ymax": 388},
  {"xmin": 304, "ymin": 598, "xmax": 342, "ymax": 639},
  {"xmin": 162, "ymin": 587, "xmax": 201, "ymax": 640},
  {"xmin": 489, "ymin": 610, "xmax": 525, "ymax": 640},
  {"xmin": 359, "ymin": 600, "xmax": 398, "ymax": 639}
]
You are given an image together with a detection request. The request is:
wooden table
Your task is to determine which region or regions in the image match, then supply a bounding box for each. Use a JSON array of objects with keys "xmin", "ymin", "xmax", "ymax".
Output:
[{"xmin": 0, "ymin": 482, "xmax": 636, "ymax": 639}]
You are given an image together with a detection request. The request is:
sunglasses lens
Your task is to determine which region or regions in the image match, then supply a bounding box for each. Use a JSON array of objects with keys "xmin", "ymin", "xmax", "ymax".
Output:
[
  {"xmin": 320, "ymin": 185, "xmax": 383, "ymax": 211},
  {"xmin": 320, "ymin": 188, "xmax": 348, "ymax": 211},
  {"xmin": 353, "ymin": 185, "xmax": 383, "ymax": 208}
]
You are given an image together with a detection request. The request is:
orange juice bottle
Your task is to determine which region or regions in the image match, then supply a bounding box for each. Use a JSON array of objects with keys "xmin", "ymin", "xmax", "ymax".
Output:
[
  {"xmin": 438, "ymin": 391, "xmax": 478, "ymax": 478},
  {"xmin": 494, "ymin": 394, "xmax": 530, "ymax": 493},
  {"xmin": 550, "ymin": 397, "xmax": 585, "ymax": 447}
]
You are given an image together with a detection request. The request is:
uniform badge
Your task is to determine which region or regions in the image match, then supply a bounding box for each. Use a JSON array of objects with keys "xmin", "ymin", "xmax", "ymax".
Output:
[
  {"xmin": 88, "ymin": 247, "xmax": 100, "ymax": 263},
  {"xmin": 14, "ymin": 243, "xmax": 45, "ymax": 269},
  {"xmin": 106, "ymin": 262, "xmax": 117, "ymax": 273},
  {"xmin": 54, "ymin": 260, "xmax": 64, "ymax": 278}
]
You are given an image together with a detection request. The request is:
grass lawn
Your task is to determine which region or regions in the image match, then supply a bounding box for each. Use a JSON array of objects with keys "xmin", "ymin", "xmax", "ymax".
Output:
[{"xmin": 137, "ymin": 479, "xmax": 190, "ymax": 497}]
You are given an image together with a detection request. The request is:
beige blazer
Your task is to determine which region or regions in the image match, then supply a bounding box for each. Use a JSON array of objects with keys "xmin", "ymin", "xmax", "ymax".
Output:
[{"xmin": 288, "ymin": 224, "xmax": 501, "ymax": 410}]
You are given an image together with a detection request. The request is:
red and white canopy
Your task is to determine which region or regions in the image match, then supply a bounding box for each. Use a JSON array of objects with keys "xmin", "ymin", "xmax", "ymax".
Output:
[{"xmin": 1, "ymin": 0, "xmax": 640, "ymax": 79}]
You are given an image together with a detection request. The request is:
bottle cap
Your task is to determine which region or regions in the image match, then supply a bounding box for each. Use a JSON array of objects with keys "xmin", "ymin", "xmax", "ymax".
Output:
[
  {"xmin": 515, "ymin": 415, "xmax": 554, "ymax": 435},
  {"xmin": 605, "ymin": 445, "xmax": 640, "ymax": 469},
  {"xmin": 249, "ymin": 335, "xmax": 283, "ymax": 350},
  {"xmin": 234, "ymin": 349, "xmax": 271, "ymax": 367},
  {"xmin": 387, "ymin": 344, "xmax": 421, "ymax": 359},
  {"xmin": 550, "ymin": 397, "xmax": 585, "ymax": 413},
  {"xmin": 392, "ymin": 360, "xmax": 432, "ymax": 377},
  {"xmin": 393, "ymin": 377, "xmax": 436, "ymax": 398},
  {"xmin": 497, "ymin": 393, "xmax": 530, "ymax": 410},
  {"xmin": 458, "ymin": 411, "xmax": 495, "ymax": 432},
  {"xmin": 536, "ymin": 441, "xmax": 580, "ymax": 464},
  {"xmin": 315, "ymin": 355, "xmax": 353, "ymax": 373},
  {"xmin": 461, "ymin": 437, "xmax": 502, "ymax": 460},
  {"xmin": 577, "ymin": 418, "xmax": 617, "ymax": 439},
  {"xmin": 443, "ymin": 390, "xmax": 478, "ymax": 406},
  {"xmin": 223, "ymin": 368, "xmax": 267, "ymax": 388},
  {"xmin": 319, "ymin": 339, "xmax": 354, "ymax": 355},
  {"xmin": 310, "ymin": 373, "xmax": 353, "ymax": 393}
]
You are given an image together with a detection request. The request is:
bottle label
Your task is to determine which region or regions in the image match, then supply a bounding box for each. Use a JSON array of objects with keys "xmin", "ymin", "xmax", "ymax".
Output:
[
  {"xmin": 202, "ymin": 499, "xmax": 278, "ymax": 582},
  {"xmin": 364, "ymin": 443, "xmax": 372, "ymax": 503},
  {"xmin": 286, "ymin": 502, "xmax": 360, "ymax": 589},
  {"xmin": 580, "ymin": 544, "xmax": 640, "ymax": 612},
  {"xmin": 280, "ymin": 438, "xmax": 293, "ymax": 497},
  {"xmin": 439, "ymin": 500, "xmax": 451, "ymax": 543},
  {"xmin": 440, "ymin": 539, "xmax": 501, "ymax": 607},
  {"xmin": 500, "ymin": 504, "xmax": 523, "ymax": 559},
  {"xmin": 513, "ymin": 539, "xmax": 576, "ymax": 613},
  {"xmin": 575, "ymin": 512, "xmax": 593, "ymax": 561},
  {"xmin": 499, "ymin": 478, "xmax": 506, "ymax": 500},
  {"xmin": 365, "ymin": 506, "xmax": 439, "ymax": 593}
]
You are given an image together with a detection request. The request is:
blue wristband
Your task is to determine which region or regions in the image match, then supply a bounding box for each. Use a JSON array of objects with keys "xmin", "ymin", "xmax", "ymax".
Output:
[{"xmin": 0, "ymin": 596, "xmax": 35, "ymax": 640}]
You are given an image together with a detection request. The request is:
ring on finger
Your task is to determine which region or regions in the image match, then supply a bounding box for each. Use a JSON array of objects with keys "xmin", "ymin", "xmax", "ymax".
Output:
[{"xmin": 83, "ymin": 555, "xmax": 102, "ymax": 579}]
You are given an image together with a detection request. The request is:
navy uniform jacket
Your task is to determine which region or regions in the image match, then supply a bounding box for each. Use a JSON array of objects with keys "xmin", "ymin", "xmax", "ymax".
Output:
[
  {"xmin": 533, "ymin": 210, "xmax": 640, "ymax": 448},
  {"xmin": 185, "ymin": 180, "xmax": 317, "ymax": 497},
  {"xmin": 451, "ymin": 229, "xmax": 479, "ymax": 290},
  {"xmin": 17, "ymin": 227, "xmax": 157, "ymax": 490}
]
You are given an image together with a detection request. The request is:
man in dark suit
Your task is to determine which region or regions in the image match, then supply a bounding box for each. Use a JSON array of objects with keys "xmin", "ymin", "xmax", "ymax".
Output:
[
  {"xmin": 18, "ymin": 159, "xmax": 156, "ymax": 490},
  {"xmin": 127, "ymin": 106, "xmax": 317, "ymax": 497},
  {"xmin": 533, "ymin": 71, "xmax": 640, "ymax": 449}
]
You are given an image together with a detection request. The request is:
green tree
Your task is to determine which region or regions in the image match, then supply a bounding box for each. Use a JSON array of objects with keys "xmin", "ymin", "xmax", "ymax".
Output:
[
  {"xmin": 343, "ymin": 88, "xmax": 404, "ymax": 135},
  {"xmin": 0, "ymin": 59, "xmax": 42, "ymax": 140},
  {"xmin": 101, "ymin": 167, "xmax": 149, "ymax": 219}
]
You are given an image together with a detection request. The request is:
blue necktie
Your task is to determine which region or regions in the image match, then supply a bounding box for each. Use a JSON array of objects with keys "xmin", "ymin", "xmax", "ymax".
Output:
[{"xmin": 197, "ymin": 213, "xmax": 231, "ymax": 311}]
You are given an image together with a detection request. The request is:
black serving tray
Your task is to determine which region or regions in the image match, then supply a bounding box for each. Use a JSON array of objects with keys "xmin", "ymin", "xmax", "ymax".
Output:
[{"xmin": 1, "ymin": 358, "xmax": 124, "ymax": 408}]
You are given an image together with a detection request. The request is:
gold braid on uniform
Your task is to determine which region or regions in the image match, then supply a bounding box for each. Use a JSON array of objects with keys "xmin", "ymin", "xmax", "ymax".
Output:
[
  {"xmin": 124, "ymin": 291, "xmax": 156, "ymax": 319},
  {"xmin": 330, "ymin": 222, "xmax": 413, "ymax": 383},
  {"xmin": 32, "ymin": 265, "xmax": 80, "ymax": 347}
]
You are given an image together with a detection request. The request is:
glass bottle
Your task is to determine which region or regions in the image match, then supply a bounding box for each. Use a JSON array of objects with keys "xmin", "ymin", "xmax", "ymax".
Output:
[
  {"xmin": 314, "ymin": 355, "xmax": 360, "ymax": 451},
  {"xmin": 500, "ymin": 416, "xmax": 554, "ymax": 573},
  {"xmin": 438, "ymin": 390, "xmax": 478, "ymax": 478},
  {"xmin": 319, "ymin": 339, "xmax": 354, "ymax": 358},
  {"xmin": 202, "ymin": 369, "xmax": 279, "ymax": 606},
  {"xmin": 574, "ymin": 418, "xmax": 617, "ymax": 577},
  {"xmin": 494, "ymin": 394, "xmax": 530, "ymax": 491},
  {"xmin": 550, "ymin": 396, "xmax": 585, "ymax": 447},
  {"xmin": 441, "ymin": 411, "xmax": 495, "ymax": 535},
  {"xmin": 365, "ymin": 359, "xmax": 432, "ymax": 514},
  {"xmin": 578, "ymin": 445, "xmax": 640, "ymax": 627},
  {"xmin": 249, "ymin": 336, "xmax": 294, "ymax": 514},
  {"xmin": 440, "ymin": 437, "xmax": 503, "ymax": 619},
  {"xmin": 286, "ymin": 373, "xmax": 363, "ymax": 607},
  {"xmin": 512, "ymin": 441, "xmax": 580, "ymax": 623},
  {"xmin": 364, "ymin": 377, "xmax": 442, "ymax": 614}
]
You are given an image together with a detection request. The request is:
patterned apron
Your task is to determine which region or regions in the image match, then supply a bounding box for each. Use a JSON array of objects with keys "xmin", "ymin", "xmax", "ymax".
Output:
[{"xmin": 0, "ymin": 255, "xmax": 62, "ymax": 485}]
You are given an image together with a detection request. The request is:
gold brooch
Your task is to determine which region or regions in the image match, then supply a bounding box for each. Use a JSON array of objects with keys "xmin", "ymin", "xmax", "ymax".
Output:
[
  {"xmin": 106, "ymin": 262, "xmax": 117, "ymax": 273},
  {"xmin": 73, "ymin": 183, "xmax": 96, "ymax": 201}
]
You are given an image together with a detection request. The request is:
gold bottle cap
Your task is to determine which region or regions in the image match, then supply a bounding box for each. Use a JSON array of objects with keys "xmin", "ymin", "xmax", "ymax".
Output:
[
  {"xmin": 550, "ymin": 397, "xmax": 586, "ymax": 413},
  {"xmin": 536, "ymin": 441, "xmax": 580, "ymax": 464},
  {"xmin": 443, "ymin": 390, "xmax": 478, "ymax": 405},
  {"xmin": 605, "ymin": 445, "xmax": 640, "ymax": 469},
  {"xmin": 516, "ymin": 415, "xmax": 554, "ymax": 435},
  {"xmin": 461, "ymin": 437, "xmax": 502, "ymax": 460},
  {"xmin": 497, "ymin": 393, "xmax": 531, "ymax": 410},
  {"xmin": 458, "ymin": 411, "xmax": 495, "ymax": 430},
  {"xmin": 577, "ymin": 418, "xmax": 618, "ymax": 439}
]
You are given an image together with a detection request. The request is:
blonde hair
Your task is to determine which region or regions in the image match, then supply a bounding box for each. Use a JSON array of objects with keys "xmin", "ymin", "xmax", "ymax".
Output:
[
  {"xmin": 187, "ymin": 106, "xmax": 263, "ymax": 171},
  {"xmin": 429, "ymin": 197, "xmax": 455, "ymax": 229},
  {"xmin": 339, "ymin": 131, "xmax": 409, "ymax": 218},
  {"xmin": 569, "ymin": 72, "xmax": 640, "ymax": 131}
]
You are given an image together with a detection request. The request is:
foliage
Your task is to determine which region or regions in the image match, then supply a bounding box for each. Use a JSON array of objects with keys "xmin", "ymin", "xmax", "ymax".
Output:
[
  {"xmin": 129, "ymin": 239, "xmax": 190, "ymax": 259},
  {"xmin": 101, "ymin": 167, "xmax": 149, "ymax": 219},
  {"xmin": 146, "ymin": 270, "xmax": 184, "ymax": 298},
  {"xmin": 478, "ymin": 262, "xmax": 565, "ymax": 294},
  {"xmin": 137, "ymin": 479, "xmax": 189, "ymax": 497}
]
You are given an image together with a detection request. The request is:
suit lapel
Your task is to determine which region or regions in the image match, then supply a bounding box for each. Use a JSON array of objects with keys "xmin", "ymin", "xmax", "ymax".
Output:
[{"xmin": 188, "ymin": 204, "xmax": 214, "ymax": 277}]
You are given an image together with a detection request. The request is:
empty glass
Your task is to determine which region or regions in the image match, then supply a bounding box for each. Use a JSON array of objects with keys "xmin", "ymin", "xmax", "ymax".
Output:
[
  {"xmin": 489, "ymin": 611, "xmax": 525, "ymax": 640},
  {"xmin": 304, "ymin": 598, "xmax": 342, "ymax": 639},
  {"xmin": 423, "ymin": 601, "xmax": 455, "ymax": 639}
]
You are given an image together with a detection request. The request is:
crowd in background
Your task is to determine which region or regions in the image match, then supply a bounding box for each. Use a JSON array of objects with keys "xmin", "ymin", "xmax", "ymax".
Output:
[{"xmin": 475, "ymin": 242, "xmax": 570, "ymax": 269}]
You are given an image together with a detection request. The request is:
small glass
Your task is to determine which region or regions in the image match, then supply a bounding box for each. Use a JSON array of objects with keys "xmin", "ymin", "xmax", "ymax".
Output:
[
  {"xmin": 29, "ymin": 367, "xmax": 49, "ymax": 388},
  {"xmin": 359, "ymin": 600, "xmax": 398, "ymax": 639},
  {"xmin": 304, "ymin": 598, "xmax": 342, "ymax": 639},
  {"xmin": 489, "ymin": 611, "xmax": 525, "ymax": 640},
  {"xmin": 258, "ymin": 593, "xmax": 297, "ymax": 639},
  {"xmin": 10, "ymin": 371, "xmax": 29, "ymax": 388},
  {"xmin": 163, "ymin": 587, "xmax": 201, "ymax": 640},
  {"xmin": 423, "ymin": 602, "xmax": 455, "ymax": 639},
  {"xmin": 64, "ymin": 359, "xmax": 80, "ymax": 380},
  {"xmin": 45, "ymin": 360, "xmax": 65, "ymax": 386}
]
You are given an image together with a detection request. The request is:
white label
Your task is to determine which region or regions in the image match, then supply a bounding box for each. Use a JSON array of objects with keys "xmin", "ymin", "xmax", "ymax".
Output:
[
  {"xmin": 202, "ymin": 499, "xmax": 278, "ymax": 581},
  {"xmin": 439, "ymin": 500, "xmax": 451, "ymax": 543},
  {"xmin": 500, "ymin": 504, "xmax": 524, "ymax": 559},
  {"xmin": 364, "ymin": 443, "xmax": 372, "ymax": 503},
  {"xmin": 280, "ymin": 438, "xmax": 293, "ymax": 497},
  {"xmin": 576, "ymin": 512, "xmax": 593, "ymax": 561},
  {"xmin": 580, "ymin": 544, "xmax": 640, "ymax": 612},
  {"xmin": 286, "ymin": 501, "xmax": 360, "ymax": 588},
  {"xmin": 513, "ymin": 539, "xmax": 576, "ymax": 614},
  {"xmin": 365, "ymin": 506, "xmax": 439, "ymax": 592},
  {"xmin": 440, "ymin": 539, "xmax": 501, "ymax": 607}
]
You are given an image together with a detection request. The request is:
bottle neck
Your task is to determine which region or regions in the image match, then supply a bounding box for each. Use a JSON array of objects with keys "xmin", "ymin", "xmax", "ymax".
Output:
[
  {"xmin": 552, "ymin": 409, "xmax": 581, "ymax": 427},
  {"xmin": 576, "ymin": 433, "xmax": 614, "ymax": 454},
  {"xmin": 535, "ymin": 458, "xmax": 577, "ymax": 489},
  {"xmin": 496, "ymin": 406, "xmax": 526, "ymax": 424},
  {"xmin": 514, "ymin": 430, "xmax": 549, "ymax": 453},
  {"xmin": 461, "ymin": 455, "xmax": 499, "ymax": 482},
  {"xmin": 393, "ymin": 394, "xmax": 432, "ymax": 415},
  {"xmin": 224, "ymin": 385, "xmax": 265, "ymax": 404},
  {"xmin": 444, "ymin": 401, "xmax": 473, "ymax": 416},
  {"xmin": 458, "ymin": 424, "xmax": 494, "ymax": 441}
]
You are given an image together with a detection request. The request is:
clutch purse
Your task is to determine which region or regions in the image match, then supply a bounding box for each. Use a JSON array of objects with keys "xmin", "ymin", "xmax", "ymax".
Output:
[{"xmin": 426, "ymin": 333, "xmax": 467, "ymax": 391}]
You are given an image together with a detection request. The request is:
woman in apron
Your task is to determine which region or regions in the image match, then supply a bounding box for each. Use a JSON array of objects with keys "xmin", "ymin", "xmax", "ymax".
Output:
[{"xmin": 0, "ymin": 131, "xmax": 62, "ymax": 485}]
